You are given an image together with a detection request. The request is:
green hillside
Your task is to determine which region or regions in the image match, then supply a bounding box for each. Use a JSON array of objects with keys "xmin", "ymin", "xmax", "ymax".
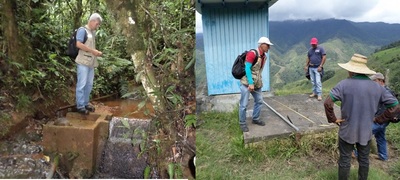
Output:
[
  {"xmin": 368, "ymin": 45, "xmax": 400, "ymax": 93},
  {"xmin": 271, "ymin": 37, "xmax": 377, "ymax": 90},
  {"xmin": 280, "ymin": 42, "xmax": 400, "ymax": 95}
]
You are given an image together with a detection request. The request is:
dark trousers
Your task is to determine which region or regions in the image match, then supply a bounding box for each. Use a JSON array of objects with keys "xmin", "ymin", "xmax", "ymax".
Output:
[{"xmin": 338, "ymin": 138, "xmax": 370, "ymax": 180}]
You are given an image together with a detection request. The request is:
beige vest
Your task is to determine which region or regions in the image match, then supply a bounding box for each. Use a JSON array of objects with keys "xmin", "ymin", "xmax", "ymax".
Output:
[
  {"xmin": 75, "ymin": 25, "xmax": 98, "ymax": 68},
  {"xmin": 240, "ymin": 50, "xmax": 265, "ymax": 89}
]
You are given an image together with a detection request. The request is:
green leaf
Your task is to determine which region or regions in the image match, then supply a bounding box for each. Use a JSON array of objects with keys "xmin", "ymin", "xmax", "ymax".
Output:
[
  {"xmin": 168, "ymin": 163, "xmax": 174, "ymax": 179},
  {"xmin": 121, "ymin": 119, "xmax": 131, "ymax": 129},
  {"xmin": 138, "ymin": 100, "xmax": 146, "ymax": 110},
  {"xmin": 144, "ymin": 166, "xmax": 151, "ymax": 179},
  {"xmin": 49, "ymin": 53, "xmax": 57, "ymax": 59}
]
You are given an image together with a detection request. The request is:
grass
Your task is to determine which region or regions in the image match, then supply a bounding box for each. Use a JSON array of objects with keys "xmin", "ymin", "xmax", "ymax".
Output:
[{"xmin": 196, "ymin": 109, "xmax": 400, "ymax": 180}]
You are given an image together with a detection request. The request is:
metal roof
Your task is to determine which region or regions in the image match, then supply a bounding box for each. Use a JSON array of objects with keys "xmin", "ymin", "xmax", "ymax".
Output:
[{"xmin": 196, "ymin": 0, "xmax": 278, "ymax": 14}]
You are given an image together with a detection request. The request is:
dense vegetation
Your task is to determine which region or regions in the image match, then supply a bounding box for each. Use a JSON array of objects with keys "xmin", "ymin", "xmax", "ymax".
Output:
[{"xmin": 1, "ymin": 0, "xmax": 195, "ymax": 179}]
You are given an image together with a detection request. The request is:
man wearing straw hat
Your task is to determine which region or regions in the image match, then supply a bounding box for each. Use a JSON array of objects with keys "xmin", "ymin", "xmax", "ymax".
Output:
[{"xmin": 324, "ymin": 54, "xmax": 399, "ymax": 180}]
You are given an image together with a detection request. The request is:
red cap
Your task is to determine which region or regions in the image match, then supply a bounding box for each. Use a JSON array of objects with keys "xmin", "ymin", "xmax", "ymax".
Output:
[{"xmin": 310, "ymin": 37, "xmax": 318, "ymax": 45}]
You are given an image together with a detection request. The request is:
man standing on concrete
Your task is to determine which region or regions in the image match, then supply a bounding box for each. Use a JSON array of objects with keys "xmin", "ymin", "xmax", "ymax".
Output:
[
  {"xmin": 75, "ymin": 13, "xmax": 103, "ymax": 114},
  {"xmin": 324, "ymin": 54, "xmax": 399, "ymax": 180},
  {"xmin": 239, "ymin": 37, "xmax": 273, "ymax": 132},
  {"xmin": 370, "ymin": 72, "xmax": 398, "ymax": 161},
  {"xmin": 305, "ymin": 37, "xmax": 326, "ymax": 101}
]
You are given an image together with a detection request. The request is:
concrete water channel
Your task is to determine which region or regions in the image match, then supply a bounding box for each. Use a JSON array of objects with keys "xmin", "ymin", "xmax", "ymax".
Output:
[
  {"xmin": 0, "ymin": 98, "xmax": 154, "ymax": 179},
  {"xmin": 41, "ymin": 98, "xmax": 154, "ymax": 178}
]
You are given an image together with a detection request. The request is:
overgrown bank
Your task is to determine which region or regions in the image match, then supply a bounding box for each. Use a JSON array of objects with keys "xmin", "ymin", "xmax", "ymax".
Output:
[{"xmin": 196, "ymin": 110, "xmax": 400, "ymax": 179}]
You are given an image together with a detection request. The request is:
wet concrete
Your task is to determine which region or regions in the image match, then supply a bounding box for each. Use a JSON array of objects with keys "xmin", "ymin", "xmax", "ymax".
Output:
[
  {"xmin": 42, "ymin": 112, "xmax": 111, "ymax": 178},
  {"xmin": 243, "ymin": 94, "xmax": 341, "ymax": 143}
]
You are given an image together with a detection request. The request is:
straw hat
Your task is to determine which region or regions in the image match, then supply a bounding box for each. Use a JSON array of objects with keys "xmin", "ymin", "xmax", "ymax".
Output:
[{"xmin": 338, "ymin": 54, "xmax": 376, "ymax": 75}]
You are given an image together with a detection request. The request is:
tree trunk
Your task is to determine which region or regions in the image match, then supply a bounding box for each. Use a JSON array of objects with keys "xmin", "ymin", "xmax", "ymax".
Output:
[
  {"xmin": 105, "ymin": 0, "xmax": 169, "ymax": 178},
  {"xmin": 1, "ymin": 0, "xmax": 23, "ymax": 68}
]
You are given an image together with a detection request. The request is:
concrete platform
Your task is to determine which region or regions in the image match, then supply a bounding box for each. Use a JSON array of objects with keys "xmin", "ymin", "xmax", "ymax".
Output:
[
  {"xmin": 42, "ymin": 112, "xmax": 111, "ymax": 178},
  {"xmin": 243, "ymin": 94, "xmax": 341, "ymax": 144}
]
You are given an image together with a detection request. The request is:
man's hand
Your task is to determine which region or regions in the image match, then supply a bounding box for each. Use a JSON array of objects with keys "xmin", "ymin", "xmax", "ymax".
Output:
[
  {"xmin": 318, "ymin": 66, "xmax": 322, "ymax": 72},
  {"xmin": 92, "ymin": 49, "xmax": 103, "ymax": 57},
  {"xmin": 248, "ymin": 84, "xmax": 255, "ymax": 92},
  {"xmin": 334, "ymin": 119, "xmax": 345, "ymax": 126},
  {"xmin": 304, "ymin": 66, "xmax": 308, "ymax": 72}
]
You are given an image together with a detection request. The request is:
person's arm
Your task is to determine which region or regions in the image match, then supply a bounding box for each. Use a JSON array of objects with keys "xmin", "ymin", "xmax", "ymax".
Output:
[
  {"xmin": 75, "ymin": 28, "xmax": 102, "ymax": 57},
  {"xmin": 245, "ymin": 51, "xmax": 256, "ymax": 91},
  {"xmin": 245, "ymin": 62, "xmax": 253, "ymax": 85},
  {"xmin": 319, "ymin": 54, "xmax": 326, "ymax": 68},
  {"xmin": 324, "ymin": 92, "xmax": 345, "ymax": 125},
  {"xmin": 374, "ymin": 105, "xmax": 399, "ymax": 124}
]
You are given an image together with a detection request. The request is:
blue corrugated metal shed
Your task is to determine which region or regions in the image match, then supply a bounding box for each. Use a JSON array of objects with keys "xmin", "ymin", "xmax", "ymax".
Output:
[{"xmin": 197, "ymin": 0, "xmax": 278, "ymax": 95}]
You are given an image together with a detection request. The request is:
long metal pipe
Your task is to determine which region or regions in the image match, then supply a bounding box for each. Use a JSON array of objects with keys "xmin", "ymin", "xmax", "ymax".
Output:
[{"xmin": 254, "ymin": 91, "xmax": 299, "ymax": 131}]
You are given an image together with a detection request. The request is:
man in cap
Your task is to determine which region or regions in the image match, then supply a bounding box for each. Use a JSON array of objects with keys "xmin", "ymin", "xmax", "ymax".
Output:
[
  {"xmin": 370, "ymin": 72, "xmax": 398, "ymax": 161},
  {"xmin": 238, "ymin": 37, "xmax": 273, "ymax": 132},
  {"xmin": 324, "ymin": 54, "xmax": 399, "ymax": 180},
  {"xmin": 305, "ymin": 37, "xmax": 326, "ymax": 101},
  {"xmin": 75, "ymin": 13, "xmax": 103, "ymax": 114}
]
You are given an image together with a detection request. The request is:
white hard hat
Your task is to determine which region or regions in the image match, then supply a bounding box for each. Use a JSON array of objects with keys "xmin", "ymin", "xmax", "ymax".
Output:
[{"xmin": 258, "ymin": 37, "xmax": 273, "ymax": 45}]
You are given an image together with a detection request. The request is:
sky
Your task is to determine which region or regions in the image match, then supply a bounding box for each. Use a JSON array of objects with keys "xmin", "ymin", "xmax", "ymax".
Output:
[{"xmin": 196, "ymin": 0, "xmax": 400, "ymax": 32}]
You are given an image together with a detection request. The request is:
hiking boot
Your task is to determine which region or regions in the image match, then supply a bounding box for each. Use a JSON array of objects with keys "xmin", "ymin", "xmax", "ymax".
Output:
[
  {"xmin": 85, "ymin": 105, "xmax": 95, "ymax": 112},
  {"xmin": 240, "ymin": 124, "xmax": 249, "ymax": 132},
  {"xmin": 309, "ymin": 93, "xmax": 317, "ymax": 98},
  {"xmin": 252, "ymin": 120, "xmax": 265, "ymax": 126},
  {"xmin": 317, "ymin": 96, "xmax": 322, "ymax": 101},
  {"xmin": 77, "ymin": 108, "xmax": 89, "ymax": 115}
]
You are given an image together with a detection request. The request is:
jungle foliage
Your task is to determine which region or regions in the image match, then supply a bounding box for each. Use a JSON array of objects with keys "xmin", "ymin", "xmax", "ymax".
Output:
[{"xmin": 1, "ymin": 0, "xmax": 195, "ymax": 179}]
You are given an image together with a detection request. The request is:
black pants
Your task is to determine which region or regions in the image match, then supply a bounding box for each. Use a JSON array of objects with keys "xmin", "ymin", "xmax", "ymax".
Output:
[{"xmin": 338, "ymin": 137, "xmax": 370, "ymax": 180}]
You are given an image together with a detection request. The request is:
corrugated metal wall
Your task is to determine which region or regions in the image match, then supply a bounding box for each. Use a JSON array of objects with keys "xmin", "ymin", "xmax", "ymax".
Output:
[{"xmin": 202, "ymin": 8, "xmax": 271, "ymax": 95}]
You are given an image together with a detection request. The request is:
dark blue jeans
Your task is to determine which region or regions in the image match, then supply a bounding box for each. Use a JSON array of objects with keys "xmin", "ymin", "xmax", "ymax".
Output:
[
  {"xmin": 338, "ymin": 138, "xmax": 370, "ymax": 180},
  {"xmin": 372, "ymin": 122, "xmax": 389, "ymax": 160}
]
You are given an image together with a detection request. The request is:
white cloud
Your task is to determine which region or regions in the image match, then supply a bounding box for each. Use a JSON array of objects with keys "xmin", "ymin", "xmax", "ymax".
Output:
[
  {"xmin": 269, "ymin": 0, "xmax": 400, "ymax": 24},
  {"xmin": 196, "ymin": 0, "xmax": 400, "ymax": 33}
]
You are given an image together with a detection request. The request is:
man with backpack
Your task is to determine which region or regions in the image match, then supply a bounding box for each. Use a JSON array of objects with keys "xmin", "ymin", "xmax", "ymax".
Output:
[
  {"xmin": 238, "ymin": 37, "xmax": 273, "ymax": 132},
  {"xmin": 75, "ymin": 13, "xmax": 103, "ymax": 114},
  {"xmin": 305, "ymin": 37, "xmax": 326, "ymax": 101}
]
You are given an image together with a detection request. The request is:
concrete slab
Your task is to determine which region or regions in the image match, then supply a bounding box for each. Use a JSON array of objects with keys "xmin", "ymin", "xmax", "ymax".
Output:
[
  {"xmin": 42, "ymin": 112, "xmax": 111, "ymax": 178},
  {"xmin": 243, "ymin": 94, "xmax": 341, "ymax": 144}
]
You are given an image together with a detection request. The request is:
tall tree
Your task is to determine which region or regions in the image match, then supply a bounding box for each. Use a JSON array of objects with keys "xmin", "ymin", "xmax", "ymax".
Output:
[{"xmin": 105, "ymin": 0, "xmax": 195, "ymax": 178}]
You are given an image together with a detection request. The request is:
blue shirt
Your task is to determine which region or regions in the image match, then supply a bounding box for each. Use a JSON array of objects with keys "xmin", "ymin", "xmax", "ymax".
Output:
[
  {"xmin": 307, "ymin": 46, "xmax": 326, "ymax": 66},
  {"xmin": 76, "ymin": 27, "xmax": 86, "ymax": 43}
]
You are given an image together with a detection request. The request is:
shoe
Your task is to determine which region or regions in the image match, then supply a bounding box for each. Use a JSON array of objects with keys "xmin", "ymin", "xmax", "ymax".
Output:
[
  {"xmin": 240, "ymin": 124, "xmax": 249, "ymax": 132},
  {"xmin": 77, "ymin": 108, "xmax": 89, "ymax": 115},
  {"xmin": 317, "ymin": 96, "xmax": 322, "ymax": 101},
  {"xmin": 252, "ymin": 120, "xmax": 265, "ymax": 126},
  {"xmin": 309, "ymin": 93, "xmax": 316, "ymax": 98},
  {"xmin": 85, "ymin": 105, "xmax": 95, "ymax": 112}
]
